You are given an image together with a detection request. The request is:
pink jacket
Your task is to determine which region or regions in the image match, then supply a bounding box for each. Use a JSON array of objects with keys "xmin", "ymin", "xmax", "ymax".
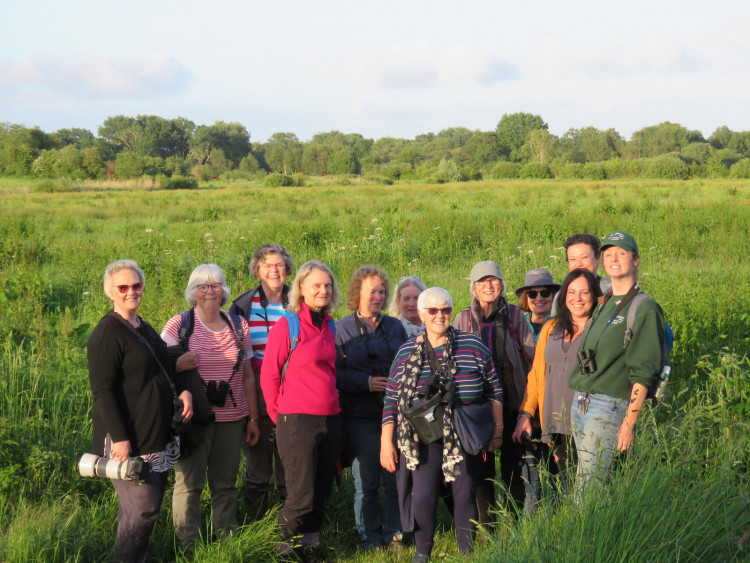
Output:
[{"xmin": 260, "ymin": 302, "xmax": 340, "ymax": 423}]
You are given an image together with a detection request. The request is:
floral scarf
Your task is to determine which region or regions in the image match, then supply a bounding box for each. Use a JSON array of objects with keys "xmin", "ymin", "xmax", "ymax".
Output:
[{"xmin": 396, "ymin": 327, "xmax": 462, "ymax": 481}]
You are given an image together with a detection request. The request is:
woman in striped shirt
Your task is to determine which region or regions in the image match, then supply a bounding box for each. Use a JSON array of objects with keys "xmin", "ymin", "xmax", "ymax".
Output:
[
  {"xmin": 380, "ymin": 287, "xmax": 503, "ymax": 562},
  {"xmin": 162, "ymin": 263, "xmax": 260, "ymax": 548}
]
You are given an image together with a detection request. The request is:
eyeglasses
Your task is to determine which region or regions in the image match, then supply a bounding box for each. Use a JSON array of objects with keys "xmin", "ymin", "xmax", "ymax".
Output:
[
  {"xmin": 423, "ymin": 307, "xmax": 453, "ymax": 316},
  {"xmin": 527, "ymin": 289, "xmax": 552, "ymax": 299},
  {"xmin": 115, "ymin": 283, "xmax": 143, "ymax": 294},
  {"xmin": 475, "ymin": 278, "xmax": 500, "ymax": 287},
  {"xmin": 197, "ymin": 283, "xmax": 223, "ymax": 293},
  {"xmin": 261, "ymin": 262, "xmax": 286, "ymax": 271}
]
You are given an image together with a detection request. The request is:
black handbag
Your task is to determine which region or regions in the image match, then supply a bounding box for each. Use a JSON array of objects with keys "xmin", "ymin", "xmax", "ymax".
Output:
[
  {"xmin": 452, "ymin": 401, "xmax": 494, "ymax": 455},
  {"xmin": 403, "ymin": 391, "xmax": 446, "ymax": 445}
]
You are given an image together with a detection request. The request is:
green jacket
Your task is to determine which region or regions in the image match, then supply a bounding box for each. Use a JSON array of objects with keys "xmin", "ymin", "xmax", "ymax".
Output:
[{"xmin": 568, "ymin": 291, "xmax": 664, "ymax": 400}]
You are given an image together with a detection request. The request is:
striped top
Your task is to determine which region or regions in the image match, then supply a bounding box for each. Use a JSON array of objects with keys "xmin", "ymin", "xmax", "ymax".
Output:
[
  {"xmin": 162, "ymin": 311, "xmax": 252, "ymax": 422},
  {"xmin": 247, "ymin": 295, "xmax": 286, "ymax": 361},
  {"xmin": 382, "ymin": 330, "xmax": 503, "ymax": 426}
]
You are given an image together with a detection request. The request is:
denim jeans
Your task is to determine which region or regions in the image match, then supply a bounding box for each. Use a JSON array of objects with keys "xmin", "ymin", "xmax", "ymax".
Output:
[
  {"xmin": 521, "ymin": 442, "xmax": 548, "ymax": 512},
  {"xmin": 348, "ymin": 417, "xmax": 401, "ymax": 548},
  {"xmin": 571, "ymin": 391, "xmax": 627, "ymax": 498}
]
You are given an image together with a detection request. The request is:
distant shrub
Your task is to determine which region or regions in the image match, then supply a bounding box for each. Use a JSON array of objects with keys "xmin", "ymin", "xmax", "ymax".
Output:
[
  {"xmin": 264, "ymin": 173, "xmax": 294, "ymax": 187},
  {"xmin": 645, "ymin": 154, "xmax": 689, "ymax": 179},
  {"xmin": 519, "ymin": 163, "xmax": 551, "ymax": 179},
  {"xmin": 166, "ymin": 175, "xmax": 198, "ymax": 190},
  {"xmin": 378, "ymin": 165, "xmax": 402, "ymax": 181},
  {"xmin": 729, "ymin": 158, "xmax": 750, "ymax": 178},
  {"xmin": 291, "ymin": 173, "xmax": 306, "ymax": 187},
  {"xmin": 490, "ymin": 161, "xmax": 520, "ymax": 179},
  {"xmin": 555, "ymin": 162, "xmax": 583, "ymax": 179},
  {"xmin": 582, "ymin": 162, "xmax": 607, "ymax": 180}
]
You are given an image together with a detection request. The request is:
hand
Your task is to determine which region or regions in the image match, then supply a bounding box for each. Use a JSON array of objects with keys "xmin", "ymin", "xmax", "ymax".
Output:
[
  {"xmin": 178, "ymin": 390, "xmax": 193, "ymax": 423},
  {"xmin": 247, "ymin": 420, "xmax": 261, "ymax": 446},
  {"xmin": 512, "ymin": 416, "xmax": 531, "ymax": 444},
  {"xmin": 370, "ymin": 376, "xmax": 388, "ymax": 393},
  {"xmin": 176, "ymin": 351, "xmax": 199, "ymax": 372},
  {"xmin": 489, "ymin": 430, "xmax": 503, "ymax": 452},
  {"xmin": 617, "ymin": 420, "xmax": 635, "ymax": 451},
  {"xmin": 111, "ymin": 440, "xmax": 131, "ymax": 462},
  {"xmin": 380, "ymin": 439, "xmax": 398, "ymax": 473}
]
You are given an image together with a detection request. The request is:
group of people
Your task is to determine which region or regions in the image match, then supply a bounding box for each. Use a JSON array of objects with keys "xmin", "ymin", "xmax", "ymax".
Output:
[{"xmin": 87, "ymin": 231, "xmax": 666, "ymax": 562}]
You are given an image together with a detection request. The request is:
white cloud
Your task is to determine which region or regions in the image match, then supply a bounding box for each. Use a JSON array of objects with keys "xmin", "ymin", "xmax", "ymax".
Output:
[{"xmin": 0, "ymin": 54, "xmax": 190, "ymax": 103}]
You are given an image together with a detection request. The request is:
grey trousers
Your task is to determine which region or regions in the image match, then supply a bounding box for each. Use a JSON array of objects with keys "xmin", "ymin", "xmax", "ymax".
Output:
[{"xmin": 172, "ymin": 418, "xmax": 245, "ymax": 546}]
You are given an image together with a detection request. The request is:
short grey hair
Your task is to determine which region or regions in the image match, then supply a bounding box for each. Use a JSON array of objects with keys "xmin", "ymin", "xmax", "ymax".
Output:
[
  {"xmin": 249, "ymin": 243, "xmax": 294, "ymax": 278},
  {"xmin": 184, "ymin": 263, "xmax": 231, "ymax": 307},
  {"xmin": 103, "ymin": 259, "xmax": 145, "ymax": 300},
  {"xmin": 418, "ymin": 287, "xmax": 453, "ymax": 310},
  {"xmin": 388, "ymin": 275, "xmax": 427, "ymax": 316},
  {"xmin": 288, "ymin": 260, "xmax": 340, "ymax": 316}
]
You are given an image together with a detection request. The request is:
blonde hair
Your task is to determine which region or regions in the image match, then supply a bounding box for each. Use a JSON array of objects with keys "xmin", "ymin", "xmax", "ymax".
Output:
[
  {"xmin": 288, "ymin": 260, "xmax": 340, "ymax": 316},
  {"xmin": 387, "ymin": 275, "xmax": 426, "ymax": 317},
  {"xmin": 103, "ymin": 259, "xmax": 145, "ymax": 300}
]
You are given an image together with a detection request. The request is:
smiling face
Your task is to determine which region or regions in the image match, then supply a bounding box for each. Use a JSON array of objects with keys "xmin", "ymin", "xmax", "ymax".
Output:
[
  {"xmin": 195, "ymin": 279, "xmax": 223, "ymax": 312},
  {"xmin": 473, "ymin": 276, "xmax": 503, "ymax": 308},
  {"xmin": 358, "ymin": 275, "xmax": 386, "ymax": 317},
  {"xmin": 300, "ymin": 269, "xmax": 333, "ymax": 312},
  {"xmin": 527, "ymin": 286, "xmax": 553, "ymax": 319},
  {"xmin": 257, "ymin": 252, "xmax": 288, "ymax": 293},
  {"xmin": 566, "ymin": 243, "xmax": 599, "ymax": 275},
  {"xmin": 602, "ymin": 246, "xmax": 640, "ymax": 280},
  {"xmin": 418, "ymin": 296, "xmax": 452, "ymax": 340},
  {"xmin": 109, "ymin": 268, "xmax": 143, "ymax": 318},
  {"xmin": 397, "ymin": 284, "xmax": 422, "ymax": 325},
  {"xmin": 566, "ymin": 276, "xmax": 594, "ymax": 322}
]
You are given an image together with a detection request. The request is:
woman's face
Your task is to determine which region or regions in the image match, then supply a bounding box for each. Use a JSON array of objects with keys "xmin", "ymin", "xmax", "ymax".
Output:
[
  {"xmin": 418, "ymin": 298, "xmax": 452, "ymax": 339},
  {"xmin": 602, "ymin": 246, "xmax": 640, "ymax": 280},
  {"xmin": 110, "ymin": 269, "xmax": 143, "ymax": 316},
  {"xmin": 566, "ymin": 276, "xmax": 594, "ymax": 321},
  {"xmin": 195, "ymin": 279, "xmax": 223, "ymax": 311},
  {"xmin": 527, "ymin": 286, "xmax": 553, "ymax": 319},
  {"xmin": 397, "ymin": 284, "xmax": 422, "ymax": 324},
  {"xmin": 300, "ymin": 269, "xmax": 332, "ymax": 312},
  {"xmin": 473, "ymin": 276, "xmax": 503, "ymax": 307},
  {"xmin": 358, "ymin": 276, "xmax": 386, "ymax": 317},
  {"xmin": 257, "ymin": 253, "xmax": 287, "ymax": 293}
]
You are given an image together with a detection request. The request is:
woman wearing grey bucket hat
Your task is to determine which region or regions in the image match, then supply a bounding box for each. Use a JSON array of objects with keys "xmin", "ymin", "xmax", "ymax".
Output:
[
  {"xmin": 516, "ymin": 269, "xmax": 561, "ymax": 341},
  {"xmin": 453, "ymin": 260, "xmax": 536, "ymax": 518}
]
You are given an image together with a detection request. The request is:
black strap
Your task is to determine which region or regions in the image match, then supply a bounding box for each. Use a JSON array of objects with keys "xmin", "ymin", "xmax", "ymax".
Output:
[
  {"xmin": 122, "ymin": 316, "xmax": 178, "ymax": 398},
  {"xmin": 180, "ymin": 309, "xmax": 245, "ymax": 386},
  {"xmin": 423, "ymin": 336, "xmax": 445, "ymax": 378},
  {"xmin": 582, "ymin": 284, "xmax": 641, "ymax": 353}
]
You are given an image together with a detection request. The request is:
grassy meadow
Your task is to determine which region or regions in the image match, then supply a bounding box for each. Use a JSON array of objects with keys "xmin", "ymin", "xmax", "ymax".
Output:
[{"xmin": 0, "ymin": 177, "xmax": 748, "ymax": 562}]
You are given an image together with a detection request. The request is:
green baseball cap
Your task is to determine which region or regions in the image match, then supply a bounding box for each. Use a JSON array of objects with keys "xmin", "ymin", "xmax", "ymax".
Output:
[{"xmin": 601, "ymin": 231, "xmax": 639, "ymax": 254}]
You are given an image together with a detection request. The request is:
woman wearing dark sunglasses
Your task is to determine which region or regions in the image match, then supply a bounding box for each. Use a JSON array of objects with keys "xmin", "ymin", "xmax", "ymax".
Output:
[
  {"xmin": 380, "ymin": 287, "xmax": 503, "ymax": 562},
  {"xmin": 87, "ymin": 260, "xmax": 193, "ymax": 562},
  {"xmin": 516, "ymin": 269, "xmax": 561, "ymax": 341},
  {"xmin": 335, "ymin": 265, "xmax": 408, "ymax": 551}
]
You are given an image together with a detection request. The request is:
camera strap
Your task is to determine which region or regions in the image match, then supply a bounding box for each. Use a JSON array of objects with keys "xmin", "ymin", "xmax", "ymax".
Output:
[
  {"xmin": 124, "ymin": 317, "xmax": 179, "ymax": 399},
  {"xmin": 583, "ymin": 284, "xmax": 641, "ymax": 354}
]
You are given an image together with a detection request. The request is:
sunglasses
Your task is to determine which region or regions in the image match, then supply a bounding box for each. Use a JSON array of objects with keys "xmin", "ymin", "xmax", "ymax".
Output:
[
  {"xmin": 115, "ymin": 283, "xmax": 143, "ymax": 294},
  {"xmin": 423, "ymin": 307, "xmax": 453, "ymax": 316},
  {"xmin": 527, "ymin": 289, "xmax": 552, "ymax": 299}
]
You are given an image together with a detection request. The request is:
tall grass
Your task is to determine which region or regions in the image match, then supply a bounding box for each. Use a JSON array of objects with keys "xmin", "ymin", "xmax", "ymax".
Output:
[{"xmin": 0, "ymin": 179, "xmax": 748, "ymax": 561}]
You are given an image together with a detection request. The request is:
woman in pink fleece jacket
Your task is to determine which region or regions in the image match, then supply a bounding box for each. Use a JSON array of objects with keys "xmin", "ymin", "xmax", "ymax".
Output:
[{"xmin": 261, "ymin": 260, "xmax": 341, "ymax": 555}]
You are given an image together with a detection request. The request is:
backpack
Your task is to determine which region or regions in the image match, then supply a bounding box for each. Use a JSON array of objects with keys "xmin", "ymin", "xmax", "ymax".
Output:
[
  {"xmin": 621, "ymin": 292, "xmax": 675, "ymax": 403},
  {"xmin": 279, "ymin": 311, "xmax": 336, "ymax": 388}
]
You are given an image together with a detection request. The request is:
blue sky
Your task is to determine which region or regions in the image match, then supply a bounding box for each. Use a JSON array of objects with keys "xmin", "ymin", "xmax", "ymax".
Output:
[{"xmin": 1, "ymin": 0, "xmax": 748, "ymax": 143}]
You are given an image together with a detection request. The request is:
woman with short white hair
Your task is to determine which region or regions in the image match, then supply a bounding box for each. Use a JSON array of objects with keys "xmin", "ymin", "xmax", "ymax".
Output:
[
  {"xmin": 388, "ymin": 275, "xmax": 427, "ymax": 337},
  {"xmin": 162, "ymin": 263, "xmax": 259, "ymax": 548},
  {"xmin": 381, "ymin": 287, "xmax": 503, "ymax": 561}
]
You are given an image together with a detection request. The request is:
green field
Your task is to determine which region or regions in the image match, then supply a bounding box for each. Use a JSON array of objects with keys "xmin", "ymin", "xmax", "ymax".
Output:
[{"xmin": 1, "ymin": 178, "xmax": 748, "ymax": 562}]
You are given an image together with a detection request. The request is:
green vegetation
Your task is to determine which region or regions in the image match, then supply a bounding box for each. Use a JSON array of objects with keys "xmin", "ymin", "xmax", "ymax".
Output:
[
  {"xmin": 3, "ymin": 114, "xmax": 750, "ymax": 185},
  {"xmin": 0, "ymin": 178, "xmax": 748, "ymax": 561}
]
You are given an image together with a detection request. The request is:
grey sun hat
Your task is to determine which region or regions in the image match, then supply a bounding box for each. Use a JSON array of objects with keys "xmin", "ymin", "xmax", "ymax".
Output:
[
  {"xmin": 469, "ymin": 261, "xmax": 506, "ymax": 295},
  {"xmin": 515, "ymin": 268, "xmax": 560, "ymax": 297}
]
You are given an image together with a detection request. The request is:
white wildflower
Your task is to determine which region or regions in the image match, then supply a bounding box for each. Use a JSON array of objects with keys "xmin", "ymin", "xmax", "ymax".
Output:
[{"xmin": 145, "ymin": 228, "xmax": 154, "ymax": 233}]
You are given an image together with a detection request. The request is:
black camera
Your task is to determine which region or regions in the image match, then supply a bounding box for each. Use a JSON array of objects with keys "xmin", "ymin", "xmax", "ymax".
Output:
[
  {"xmin": 577, "ymin": 349, "xmax": 598, "ymax": 375},
  {"xmin": 205, "ymin": 380, "xmax": 233, "ymax": 407},
  {"xmin": 171, "ymin": 396, "xmax": 184, "ymax": 433},
  {"xmin": 418, "ymin": 371, "xmax": 456, "ymax": 405},
  {"xmin": 78, "ymin": 453, "xmax": 145, "ymax": 482}
]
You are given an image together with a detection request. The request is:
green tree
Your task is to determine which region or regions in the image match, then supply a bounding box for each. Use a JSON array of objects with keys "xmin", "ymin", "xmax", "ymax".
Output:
[
  {"xmin": 627, "ymin": 122, "xmax": 704, "ymax": 158},
  {"xmin": 455, "ymin": 131, "xmax": 500, "ymax": 168},
  {"xmin": 262, "ymin": 132, "xmax": 302, "ymax": 174},
  {"xmin": 560, "ymin": 127, "xmax": 623, "ymax": 162},
  {"xmin": 521, "ymin": 129, "xmax": 558, "ymax": 163},
  {"xmin": 99, "ymin": 115, "xmax": 195, "ymax": 158},
  {"xmin": 52, "ymin": 128, "xmax": 97, "ymax": 149},
  {"xmin": 326, "ymin": 147, "xmax": 359, "ymax": 175},
  {"xmin": 115, "ymin": 151, "xmax": 145, "ymax": 179},
  {"xmin": 301, "ymin": 142, "xmax": 330, "ymax": 175},
  {"xmin": 496, "ymin": 113, "xmax": 548, "ymax": 161},
  {"xmin": 708, "ymin": 126, "xmax": 733, "ymax": 149},
  {"xmin": 0, "ymin": 124, "xmax": 55, "ymax": 175},
  {"xmin": 188, "ymin": 121, "xmax": 251, "ymax": 167}
]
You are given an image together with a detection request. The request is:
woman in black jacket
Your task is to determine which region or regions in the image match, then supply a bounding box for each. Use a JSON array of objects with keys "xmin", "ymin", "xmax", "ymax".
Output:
[{"xmin": 87, "ymin": 260, "xmax": 192, "ymax": 562}]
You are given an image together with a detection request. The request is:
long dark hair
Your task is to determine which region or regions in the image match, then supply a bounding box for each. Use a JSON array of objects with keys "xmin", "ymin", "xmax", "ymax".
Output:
[{"xmin": 553, "ymin": 268, "xmax": 602, "ymax": 338}]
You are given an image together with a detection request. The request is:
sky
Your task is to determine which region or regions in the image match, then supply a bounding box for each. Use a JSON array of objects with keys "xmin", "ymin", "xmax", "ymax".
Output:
[{"xmin": 1, "ymin": 0, "xmax": 749, "ymax": 143}]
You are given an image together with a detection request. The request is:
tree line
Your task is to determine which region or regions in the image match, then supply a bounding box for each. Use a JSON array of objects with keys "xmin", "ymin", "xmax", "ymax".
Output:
[{"xmin": 2, "ymin": 113, "xmax": 750, "ymax": 185}]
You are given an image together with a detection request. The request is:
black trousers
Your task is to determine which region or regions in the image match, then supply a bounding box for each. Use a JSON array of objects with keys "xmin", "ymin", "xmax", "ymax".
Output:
[{"xmin": 275, "ymin": 413, "xmax": 341, "ymax": 537}]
